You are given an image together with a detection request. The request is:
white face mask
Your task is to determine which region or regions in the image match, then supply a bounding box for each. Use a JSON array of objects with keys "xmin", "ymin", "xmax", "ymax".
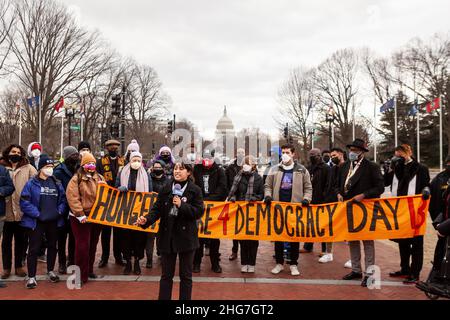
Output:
[
  {"xmin": 31, "ymin": 149, "xmax": 41, "ymax": 158},
  {"xmin": 131, "ymin": 161, "xmax": 142, "ymax": 170},
  {"xmin": 42, "ymin": 168, "xmax": 53, "ymax": 177},
  {"xmin": 243, "ymin": 164, "xmax": 252, "ymax": 172},
  {"xmin": 187, "ymin": 153, "xmax": 196, "ymax": 162},
  {"xmin": 281, "ymin": 154, "xmax": 292, "ymax": 164}
]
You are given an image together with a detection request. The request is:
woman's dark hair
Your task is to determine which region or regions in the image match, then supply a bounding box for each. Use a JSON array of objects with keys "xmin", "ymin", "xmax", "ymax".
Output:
[
  {"xmin": 173, "ymin": 161, "xmax": 194, "ymax": 182},
  {"xmin": 1, "ymin": 144, "xmax": 29, "ymax": 168}
]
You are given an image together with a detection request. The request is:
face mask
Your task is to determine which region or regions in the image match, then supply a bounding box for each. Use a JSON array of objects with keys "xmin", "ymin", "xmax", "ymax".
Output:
[
  {"xmin": 161, "ymin": 154, "xmax": 171, "ymax": 163},
  {"xmin": 8, "ymin": 154, "xmax": 22, "ymax": 164},
  {"xmin": 348, "ymin": 152, "xmax": 361, "ymax": 162},
  {"xmin": 310, "ymin": 156, "xmax": 320, "ymax": 164},
  {"xmin": 323, "ymin": 156, "xmax": 331, "ymax": 163},
  {"xmin": 153, "ymin": 169, "xmax": 164, "ymax": 176},
  {"xmin": 281, "ymin": 154, "xmax": 292, "ymax": 164},
  {"xmin": 331, "ymin": 157, "xmax": 340, "ymax": 165},
  {"xmin": 31, "ymin": 149, "xmax": 41, "ymax": 158},
  {"xmin": 202, "ymin": 158, "xmax": 214, "ymax": 168},
  {"xmin": 131, "ymin": 162, "xmax": 142, "ymax": 170},
  {"xmin": 42, "ymin": 168, "xmax": 53, "ymax": 177},
  {"xmin": 83, "ymin": 163, "xmax": 96, "ymax": 172},
  {"xmin": 243, "ymin": 164, "xmax": 252, "ymax": 172},
  {"xmin": 108, "ymin": 150, "xmax": 118, "ymax": 158}
]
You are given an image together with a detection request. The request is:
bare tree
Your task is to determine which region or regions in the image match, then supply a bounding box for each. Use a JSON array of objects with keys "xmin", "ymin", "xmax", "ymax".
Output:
[
  {"xmin": 0, "ymin": 0, "xmax": 14, "ymax": 76},
  {"xmin": 277, "ymin": 67, "xmax": 316, "ymax": 161},
  {"xmin": 7, "ymin": 0, "xmax": 112, "ymax": 147},
  {"xmin": 313, "ymin": 48, "xmax": 360, "ymax": 145}
]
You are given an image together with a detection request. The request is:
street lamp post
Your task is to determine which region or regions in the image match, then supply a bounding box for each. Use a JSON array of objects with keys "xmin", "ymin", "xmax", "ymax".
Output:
[
  {"xmin": 65, "ymin": 107, "xmax": 75, "ymax": 146},
  {"xmin": 325, "ymin": 107, "xmax": 335, "ymax": 150}
]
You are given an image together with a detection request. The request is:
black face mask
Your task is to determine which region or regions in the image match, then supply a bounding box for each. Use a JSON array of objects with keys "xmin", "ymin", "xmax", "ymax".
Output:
[
  {"xmin": 331, "ymin": 157, "xmax": 340, "ymax": 165},
  {"xmin": 8, "ymin": 154, "xmax": 22, "ymax": 164},
  {"xmin": 323, "ymin": 156, "xmax": 331, "ymax": 163},
  {"xmin": 65, "ymin": 158, "xmax": 79, "ymax": 172},
  {"xmin": 310, "ymin": 156, "xmax": 321, "ymax": 165},
  {"xmin": 153, "ymin": 169, "xmax": 164, "ymax": 176},
  {"xmin": 161, "ymin": 155, "xmax": 171, "ymax": 162},
  {"xmin": 108, "ymin": 150, "xmax": 118, "ymax": 158}
]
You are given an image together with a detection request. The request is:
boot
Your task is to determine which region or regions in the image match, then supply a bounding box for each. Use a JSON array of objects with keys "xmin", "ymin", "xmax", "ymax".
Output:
[
  {"xmin": 15, "ymin": 267, "xmax": 27, "ymax": 277},
  {"xmin": 123, "ymin": 260, "xmax": 132, "ymax": 275},
  {"xmin": 1, "ymin": 269, "xmax": 11, "ymax": 280},
  {"xmin": 134, "ymin": 259, "xmax": 141, "ymax": 275}
]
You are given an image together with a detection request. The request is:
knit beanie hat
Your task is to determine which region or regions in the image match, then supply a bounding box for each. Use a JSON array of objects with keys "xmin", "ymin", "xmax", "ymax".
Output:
[
  {"xmin": 78, "ymin": 141, "xmax": 91, "ymax": 151},
  {"xmin": 31, "ymin": 143, "xmax": 42, "ymax": 152},
  {"xmin": 38, "ymin": 154, "xmax": 55, "ymax": 171},
  {"xmin": 130, "ymin": 151, "xmax": 142, "ymax": 161},
  {"xmin": 81, "ymin": 152, "xmax": 96, "ymax": 166},
  {"xmin": 127, "ymin": 139, "xmax": 140, "ymax": 153},
  {"xmin": 63, "ymin": 146, "xmax": 78, "ymax": 160}
]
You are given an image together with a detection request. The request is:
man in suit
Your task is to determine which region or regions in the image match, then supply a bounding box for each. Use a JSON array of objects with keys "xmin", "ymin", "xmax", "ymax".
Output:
[{"xmin": 336, "ymin": 138, "xmax": 384, "ymax": 287}]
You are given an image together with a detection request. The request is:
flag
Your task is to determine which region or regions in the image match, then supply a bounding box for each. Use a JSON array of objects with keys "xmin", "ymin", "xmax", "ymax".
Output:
[
  {"xmin": 408, "ymin": 100, "xmax": 419, "ymax": 116},
  {"xmin": 26, "ymin": 96, "xmax": 40, "ymax": 108},
  {"xmin": 426, "ymin": 97, "xmax": 440, "ymax": 113},
  {"xmin": 54, "ymin": 96, "xmax": 64, "ymax": 112},
  {"xmin": 380, "ymin": 98, "xmax": 395, "ymax": 113}
]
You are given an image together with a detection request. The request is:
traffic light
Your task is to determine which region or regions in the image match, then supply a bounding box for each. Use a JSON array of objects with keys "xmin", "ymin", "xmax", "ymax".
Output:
[
  {"xmin": 111, "ymin": 94, "xmax": 121, "ymax": 116},
  {"xmin": 110, "ymin": 123, "xmax": 120, "ymax": 138},
  {"xmin": 167, "ymin": 120, "xmax": 174, "ymax": 134},
  {"xmin": 283, "ymin": 124, "xmax": 289, "ymax": 139}
]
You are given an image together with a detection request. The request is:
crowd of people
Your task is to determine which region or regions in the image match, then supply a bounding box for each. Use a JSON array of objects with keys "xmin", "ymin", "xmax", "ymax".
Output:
[{"xmin": 0, "ymin": 137, "xmax": 449, "ymax": 300}]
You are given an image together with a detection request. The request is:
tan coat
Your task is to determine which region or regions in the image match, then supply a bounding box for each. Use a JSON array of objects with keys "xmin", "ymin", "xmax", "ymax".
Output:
[
  {"xmin": 264, "ymin": 162, "xmax": 313, "ymax": 203},
  {"xmin": 4, "ymin": 164, "xmax": 37, "ymax": 222},
  {"xmin": 66, "ymin": 172, "xmax": 104, "ymax": 217}
]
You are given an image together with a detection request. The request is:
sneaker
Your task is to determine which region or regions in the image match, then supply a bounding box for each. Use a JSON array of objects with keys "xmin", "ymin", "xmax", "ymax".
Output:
[
  {"xmin": 241, "ymin": 265, "xmax": 249, "ymax": 273},
  {"xmin": 48, "ymin": 271, "xmax": 60, "ymax": 283},
  {"xmin": 290, "ymin": 265, "xmax": 300, "ymax": 276},
  {"xmin": 344, "ymin": 260, "xmax": 352, "ymax": 269},
  {"xmin": 37, "ymin": 255, "xmax": 47, "ymax": 263},
  {"xmin": 271, "ymin": 264, "xmax": 284, "ymax": 275},
  {"xmin": 247, "ymin": 266, "xmax": 255, "ymax": 273},
  {"xmin": 318, "ymin": 254, "xmax": 333, "ymax": 263},
  {"xmin": 229, "ymin": 252, "xmax": 238, "ymax": 261},
  {"xmin": 26, "ymin": 277, "xmax": 37, "ymax": 289}
]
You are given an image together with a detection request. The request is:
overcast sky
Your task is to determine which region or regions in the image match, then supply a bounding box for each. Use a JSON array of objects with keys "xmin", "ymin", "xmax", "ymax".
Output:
[{"xmin": 62, "ymin": 0, "xmax": 450, "ymax": 140}]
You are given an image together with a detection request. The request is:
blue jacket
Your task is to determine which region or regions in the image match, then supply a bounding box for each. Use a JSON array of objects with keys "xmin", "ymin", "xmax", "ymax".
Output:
[
  {"xmin": 53, "ymin": 163, "xmax": 74, "ymax": 190},
  {"xmin": 20, "ymin": 176, "xmax": 68, "ymax": 230},
  {"xmin": 0, "ymin": 165, "xmax": 15, "ymax": 217}
]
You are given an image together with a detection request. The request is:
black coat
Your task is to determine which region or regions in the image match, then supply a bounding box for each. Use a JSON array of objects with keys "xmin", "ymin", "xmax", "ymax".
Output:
[
  {"xmin": 429, "ymin": 170, "xmax": 450, "ymax": 220},
  {"xmin": 193, "ymin": 163, "xmax": 228, "ymax": 201},
  {"xmin": 228, "ymin": 171, "xmax": 264, "ymax": 201},
  {"xmin": 325, "ymin": 162, "xmax": 345, "ymax": 203},
  {"xmin": 308, "ymin": 162, "xmax": 331, "ymax": 204},
  {"xmin": 384, "ymin": 160, "xmax": 430, "ymax": 196},
  {"xmin": 150, "ymin": 173, "xmax": 168, "ymax": 194},
  {"xmin": 142, "ymin": 179, "xmax": 204, "ymax": 254},
  {"xmin": 336, "ymin": 158, "xmax": 384, "ymax": 200},
  {"xmin": 225, "ymin": 160, "xmax": 240, "ymax": 190}
]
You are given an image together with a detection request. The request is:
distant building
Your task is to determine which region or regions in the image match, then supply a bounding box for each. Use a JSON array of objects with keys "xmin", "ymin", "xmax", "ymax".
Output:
[{"xmin": 214, "ymin": 106, "xmax": 236, "ymax": 160}]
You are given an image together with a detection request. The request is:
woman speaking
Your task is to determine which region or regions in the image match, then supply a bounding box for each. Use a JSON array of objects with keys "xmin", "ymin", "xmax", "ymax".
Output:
[{"xmin": 136, "ymin": 161, "xmax": 204, "ymax": 300}]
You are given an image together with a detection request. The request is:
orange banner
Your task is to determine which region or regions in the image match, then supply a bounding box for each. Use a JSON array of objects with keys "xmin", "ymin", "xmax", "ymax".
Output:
[{"xmin": 87, "ymin": 184, "xmax": 429, "ymax": 242}]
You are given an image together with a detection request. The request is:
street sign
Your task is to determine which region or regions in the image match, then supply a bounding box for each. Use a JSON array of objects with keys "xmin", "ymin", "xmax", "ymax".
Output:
[{"xmin": 70, "ymin": 125, "xmax": 80, "ymax": 131}]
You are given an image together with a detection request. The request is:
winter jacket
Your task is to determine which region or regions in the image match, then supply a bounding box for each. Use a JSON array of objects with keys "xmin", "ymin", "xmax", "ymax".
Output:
[
  {"xmin": 384, "ymin": 159, "xmax": 430, "ymax": 196},
  {"xmin": 141, "ymin": 179, "xmax": 204, "ymax": 254},
  {"xmin": 308, "ymin": 161, "xmax": 331, "ymax": 204},
  {"xmin": 193, "ymin": 162, "xmax": 228, "ymax": 201},
  {"xmin": 225, "ymin": 159, "xmax": 241, "ymax": 190},
  {"xmin": 66, "ymin": 171, "xmax": 105, "ymax": 217},
  {"xmin": 264, "ymin": 161, "xmax": 313, "ymax": 203},
  {"xmin": 335, "ymin": 158, "xmax": 384, "ymax": 200},
  {"xmin": 150, "ymin": 173, "xmax": 168, "ymax": 194},
  {"xmin": 429, "ymin": 170, "xmax": 450, "ymax": 221},
  {"xmin": 228, "ymin": 170, "xmax": 264, "ymax": 201},
  {"xmin": 2, "ymin": 162, "xmax": 37, "ymax": 221},
  {"xmin": 19, "ymin": 176, "xmax": 67, "ymax": 229},
  {"xmin": 0, "ymin": 165, "xmax": 15, "ymax": 217}
]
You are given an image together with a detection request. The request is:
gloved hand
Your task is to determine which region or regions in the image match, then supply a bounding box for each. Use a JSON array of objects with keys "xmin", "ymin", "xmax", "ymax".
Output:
[
  {"xmin": 228, "ymin": 196, "xmax": 236, "ymax": 203},
  {"xmin": 422, "ymin": 187, "xmax": 431, "ymax": 200},
  {"xmin": 264, "ymin": 196, "xmax": 273, "ymax": 205},
  {"xmin": 301, "ymin": 199, "xmax": 310, "ymax": 207},
  {"xmin": 118, "ymin": 186, "xmax": 128, "ymax": 193}
]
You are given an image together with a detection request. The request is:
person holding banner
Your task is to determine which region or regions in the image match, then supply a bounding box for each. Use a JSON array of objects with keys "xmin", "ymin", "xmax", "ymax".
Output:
[
  {"xmin": 384, "ymin": 144, "xmax": 430, "ymax": 285},
  {"xmin": 264, "ymin": 144, "xmax": 312, "ymax": 276},
  {"xmin": 227, "ymin": 155, "xmax": 264, "ymax": 273},
  {"xmin": 116, "ymin": 151, "xmax": 152, "ymax": 275},
  {"xmin": 193, "ymin": 150, "xmax": 228, "ymax": 274},
  {"xmin": 136, "ymin": 162, "xmax": 204, "ymax": 300},
  {"xmin": 67, "ymin": 152, "xmax": 105, "ymax": 285},
  {"xmin": 336, "ymin": 138, "xmax": 384, "ymax": 287}
]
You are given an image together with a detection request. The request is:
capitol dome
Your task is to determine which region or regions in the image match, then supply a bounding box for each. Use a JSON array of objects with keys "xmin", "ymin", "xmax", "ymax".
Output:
[{"xmin": 216, "ymin": 106, "xmax": 234, "ymax": 132}]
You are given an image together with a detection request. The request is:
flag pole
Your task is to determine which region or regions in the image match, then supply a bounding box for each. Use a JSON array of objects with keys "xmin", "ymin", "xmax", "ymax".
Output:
[
  {"xmin": 440, "ymin": 94, "xmax": 444, "ymax": 171},
  {"xmin": 352, "ymin": 99, "xmax": 355, "ymax": 140},
  {"xmin": 38, "ymin": 96, "xmax": 42, "ymax": 144},
  {"xmin": 394, "ymin": 95, "xmax": 398, "ymax": 146},
  {"xmin": 413, "ymin": 73, "xmax": 420, "ymax": 162},
  {"xmin": 60, "ymin": 113, "xmax": 64, "ymax": 158},
  {"xmin": 374, "ymin": 96, "xmax": 377, "ymax": 163},
  {"xmin": 18, "ymin": 103, "xmax": 22, "ymax": 146}
]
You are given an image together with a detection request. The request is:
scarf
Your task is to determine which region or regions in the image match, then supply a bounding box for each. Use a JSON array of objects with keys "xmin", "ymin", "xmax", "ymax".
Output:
[
  {"xmin": 227, "ymin": 171, "xmax": 255, "ymax": 201},
  {"xmin": 120, "ymin": 164, "xmax": 149, "ymax": 192}
]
